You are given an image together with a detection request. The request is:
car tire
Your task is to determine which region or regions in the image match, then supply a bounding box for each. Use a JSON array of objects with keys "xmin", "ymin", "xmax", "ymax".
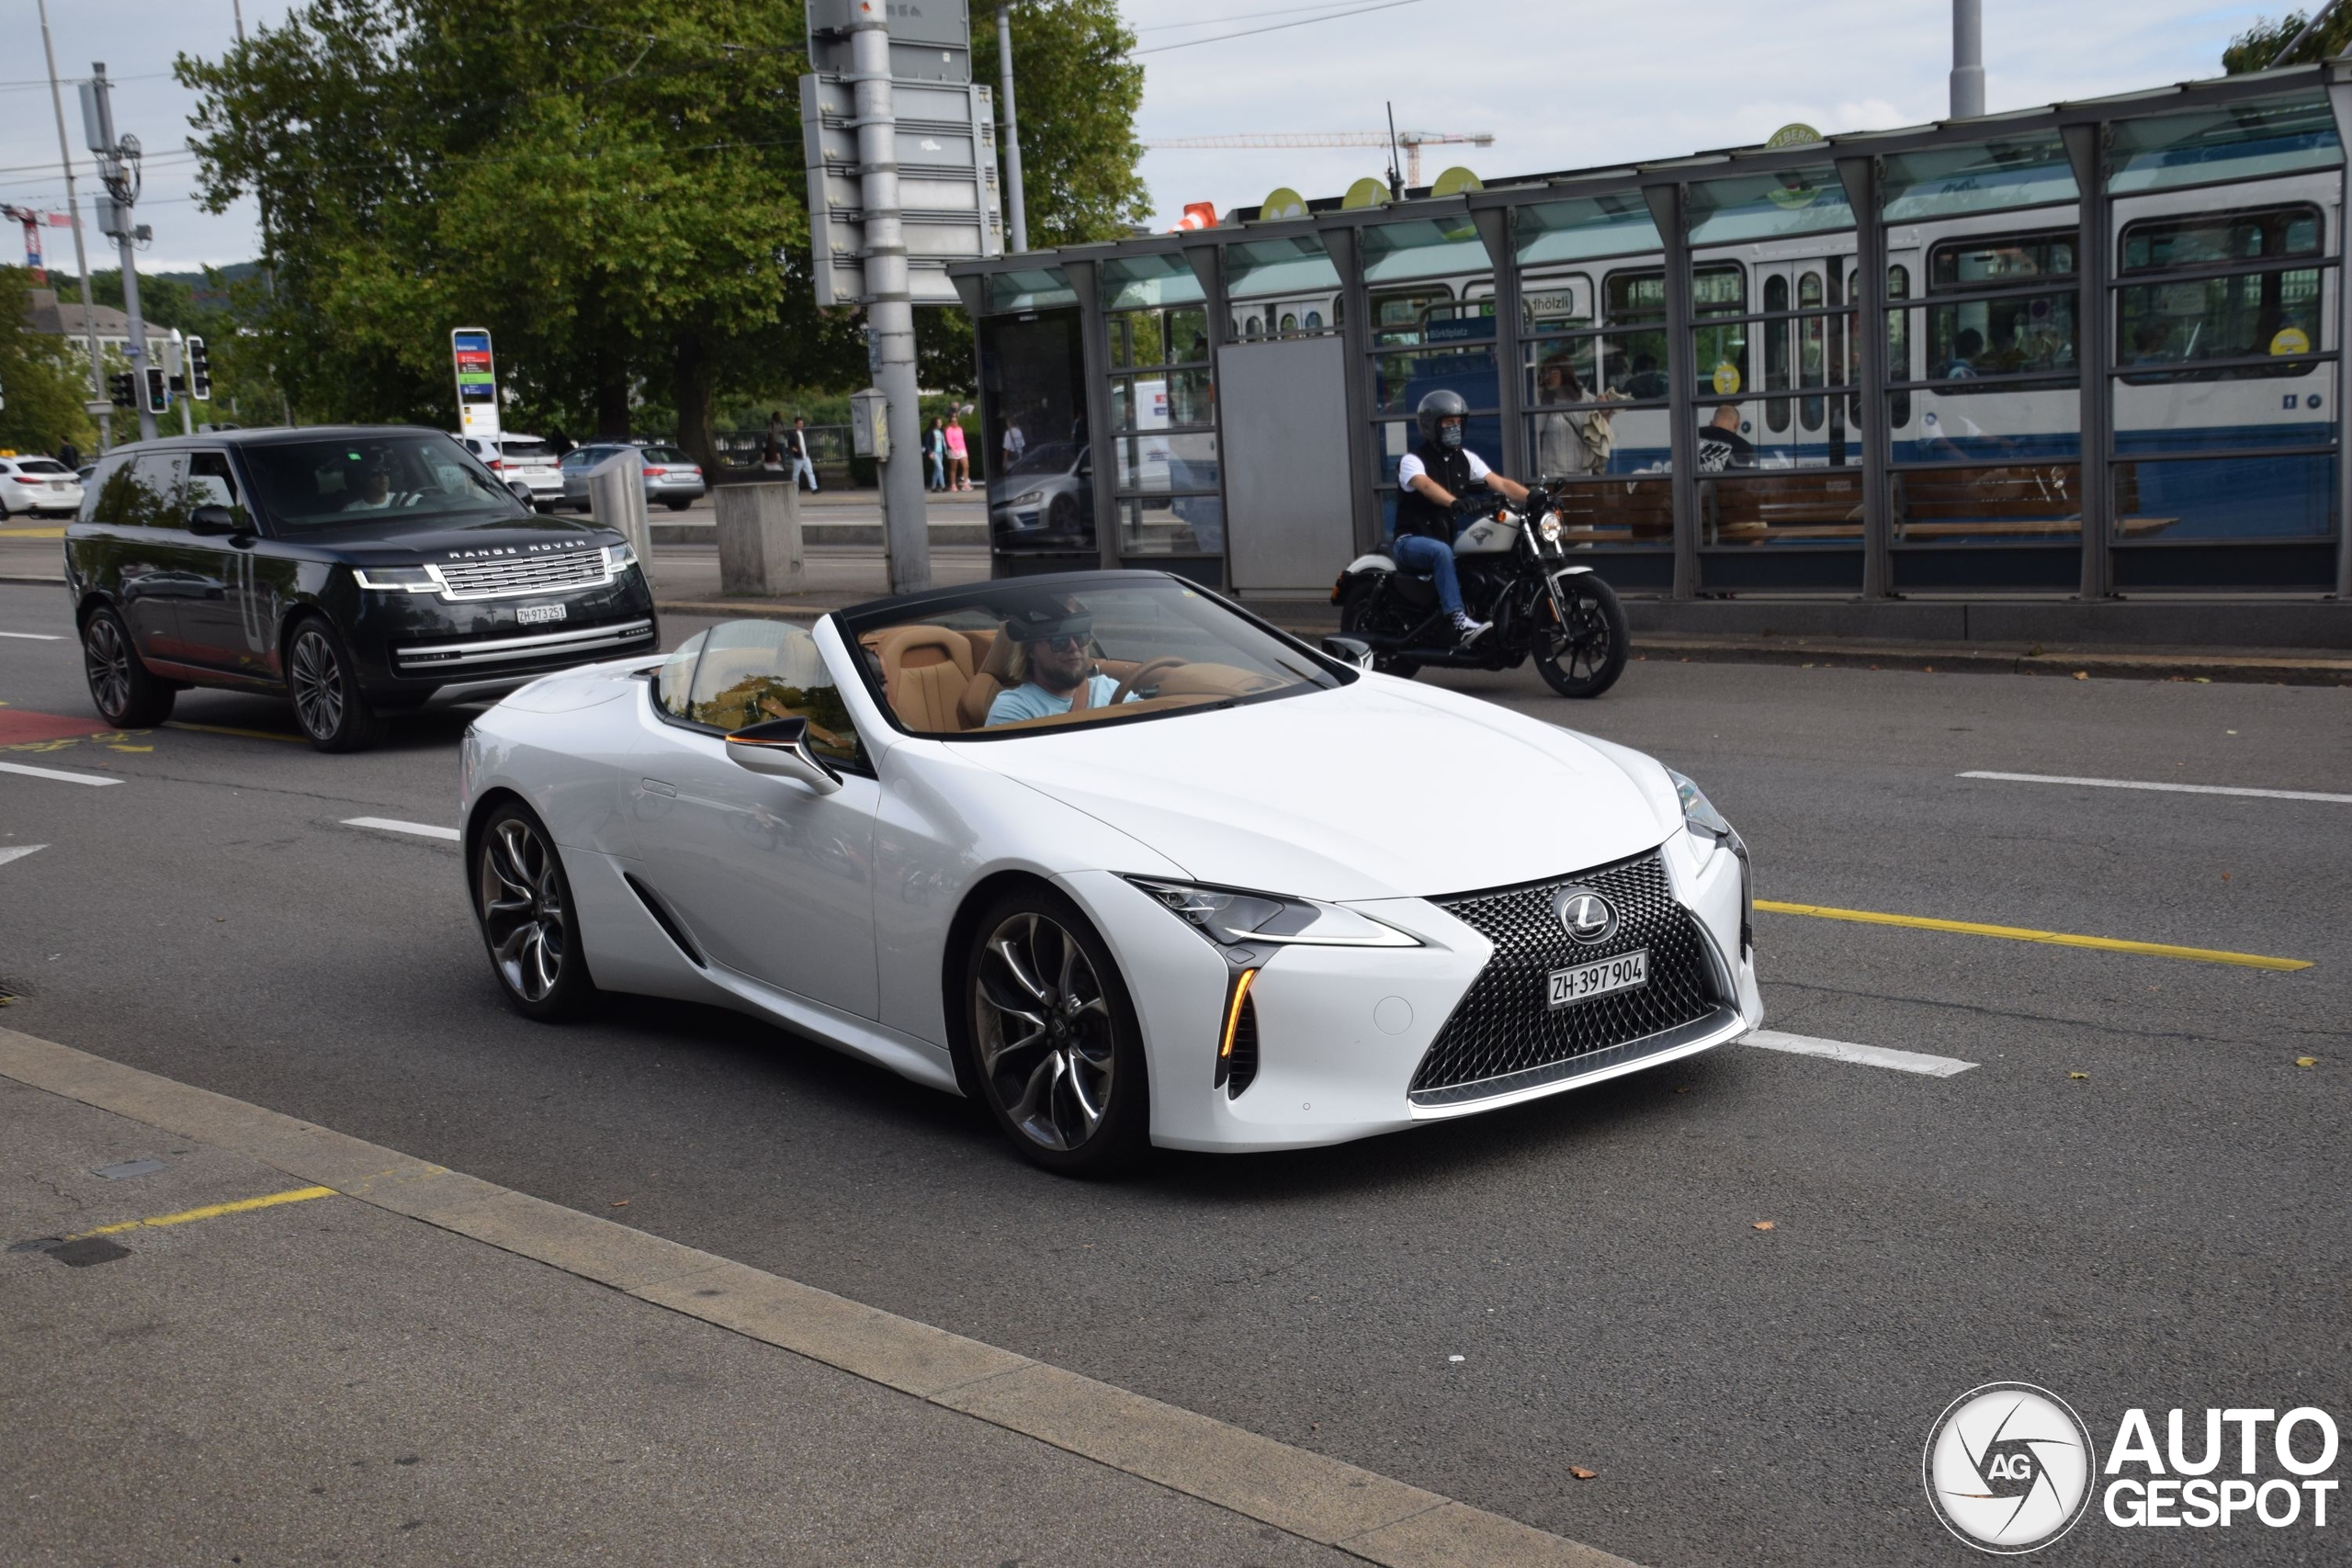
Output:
[
  {"xmin": 960, "ymin": 885, "xmax": 1150, "ymax": 1176},
  {"xmin": 1046, "ymin": 493, "xmax": 1078, "ymax": 537},
  {"xmin": 79, "ymin": 604, "xmax": 175, "ymax": 728},
  {"xmin": 285, "ymin": 615, "xmax": 388, "ymax": 752},
  {"xmin": 472, "ymin": 802, "xmax": 594, "ymax": 1021},
  {"xmin": 664, "ymin": 499, "xmax": 691, "ymax": 512},
  {"xmin": 1534, "ymin": 573, "xmax": 1630, "ymax": 699}
]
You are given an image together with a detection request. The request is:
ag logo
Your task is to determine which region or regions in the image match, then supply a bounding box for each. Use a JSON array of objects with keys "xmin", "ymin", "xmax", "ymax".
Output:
[
  {"xmin": 1924, "ymin": 1382, "xmax": 2097, "ymax": 1554},
  {"xmin": 1553, "ymin": 887, "xmax": 1617, "ymax": 945}
]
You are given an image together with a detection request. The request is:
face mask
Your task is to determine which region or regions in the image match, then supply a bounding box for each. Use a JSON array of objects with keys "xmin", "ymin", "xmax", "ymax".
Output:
[{"xmin": 1440, "ymin": 423, "xmax": 1464, "ymax": 450}]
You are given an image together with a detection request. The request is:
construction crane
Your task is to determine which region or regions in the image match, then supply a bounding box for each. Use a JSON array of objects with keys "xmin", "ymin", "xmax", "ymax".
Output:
[
  {"xmin": 0, "ymin": 205, "xmax": 56, "ymax": 282},
  {"xmin": 1143, "ymin": 131, "xmax": 1495, "ymax": 189}
]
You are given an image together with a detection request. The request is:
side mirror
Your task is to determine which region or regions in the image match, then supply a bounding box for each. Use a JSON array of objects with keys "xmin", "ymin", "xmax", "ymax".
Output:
[
  {"xmin": 189, "ymin": 504, "xmax": 239, "ymax": 536},
  {"xmin": 725, "ymin": 716, "xmax": 842, "ymax": 795},
  {"xmin": 1321, "ymin": 635, "xmax": 1375, "ymax": 671},
  {"xmin": 507, "ymin": 480, "xmax": 537, "ymax": 507}
]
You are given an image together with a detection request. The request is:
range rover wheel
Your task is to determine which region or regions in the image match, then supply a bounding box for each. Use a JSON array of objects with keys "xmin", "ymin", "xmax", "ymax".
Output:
[
  {"xmin": 287, "ymin": 617, "xmax": 387, "ymax": 752},
  {"xmin": 963, "ymin": 887, "xmax": 1149, "ymax": 1176},
  {"xmin": 80, "ymin": 605, "xmax": 175, "ymax": 728},
  {"xmin": 473, "ymin": 803, "xmax": 593, "ymax": 1020}
]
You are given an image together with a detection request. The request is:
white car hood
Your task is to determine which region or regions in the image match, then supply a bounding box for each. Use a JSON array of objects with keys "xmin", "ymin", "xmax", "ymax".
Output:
[{"xmin": 965, "ymin": 678, "xmax": 1670, "ymax": 902}]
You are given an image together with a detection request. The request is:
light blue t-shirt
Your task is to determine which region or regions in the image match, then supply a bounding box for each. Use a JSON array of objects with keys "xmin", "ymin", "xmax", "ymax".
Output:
[{"xmin": 988, "ymin": 673, "xmax": 1131, "ymax": 726}]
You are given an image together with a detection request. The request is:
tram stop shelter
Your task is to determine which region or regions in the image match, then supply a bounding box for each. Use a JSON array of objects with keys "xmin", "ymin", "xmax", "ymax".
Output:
[{"xmin": 949, "ymin": 60, "xmax": 2352, "ymax": 639}]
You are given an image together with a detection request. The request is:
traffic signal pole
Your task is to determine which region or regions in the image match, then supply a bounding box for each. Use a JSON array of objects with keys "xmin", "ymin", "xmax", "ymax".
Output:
[
  {"xmin": 848, "ymin": 11, "xmax": 931, "ymax": 593},
  {"xmin": 81, "ymin": 64, "xmax": 156, "ymax": 442},
  {"xmin": 36, "ymin": 0, "xmax": 108, "ymax": 449}
]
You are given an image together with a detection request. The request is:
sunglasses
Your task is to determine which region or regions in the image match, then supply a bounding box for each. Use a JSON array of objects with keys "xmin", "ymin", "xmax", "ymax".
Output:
[{"xmin": 1028, "ymin": 632, "xmax": 1089, "ymax": 653}]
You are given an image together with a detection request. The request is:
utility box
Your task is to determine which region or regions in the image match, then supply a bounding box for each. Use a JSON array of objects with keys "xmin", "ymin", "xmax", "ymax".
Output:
[
  {"xmin": 850, "ymin": 388, "xmax": 891, "ymax": 460},
  {"xmin": 715, "ymin": 481, "xmax": 805, "ymax": 597},
  {"xmin": 586, "ymin": 448, "xmax": 652, "ymax": 589}
]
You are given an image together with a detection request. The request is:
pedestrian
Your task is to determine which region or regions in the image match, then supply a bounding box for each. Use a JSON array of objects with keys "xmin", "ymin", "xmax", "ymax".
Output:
[
  {"xmin": 759, "ymin": 436, "xmax": 786, "ymax": 476},
  {"xmin": 1696, "ymin": 403, "xmax": 1755, "ymax": 471},
  {"xmin": 547, "ymin": 426, "xmax": 574, "ymax": 459},
  {"xmin": 1534, "ymin": 358, "xmax": 1617, "ymax": 479},
  {"xmin": 926, "ymin": 417, "xmax": 948, "ymax": 491},
  {"xmin": 786, "ymin": 416, "xmax": 819, "ymax": 493},
  {"xmin": 1001, "ymin": 413, "xmax": 1027, "ymax": 472},
  {"xmin": 944, "ymin": 414, "xmax": 969, "ymax": 490},
  {"xmin": 55, "ymin": 437, "xmax": 80, "ymax": 471},
  {"xmin": 766, "ymin": 409, "xmax": 786, "ymax": 451}
]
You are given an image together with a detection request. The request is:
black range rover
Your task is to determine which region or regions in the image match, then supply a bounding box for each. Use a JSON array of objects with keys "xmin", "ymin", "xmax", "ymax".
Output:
[{"xmin": 67, "ymin": 426, "xmax": 659, "ymax": 750}]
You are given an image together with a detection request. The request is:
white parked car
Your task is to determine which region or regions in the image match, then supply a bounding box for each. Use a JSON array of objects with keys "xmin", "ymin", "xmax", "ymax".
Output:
[
  {"xmin": 460, "ymin": 571, "xmax": 1759, "ymax": 1172},
  {"xmin": 454, "ymin": 433, "xmax": 563, "ymax": 509},
  {"xmin": 1, "ymin": 455, "xmax": 85, "ymax": 519}
]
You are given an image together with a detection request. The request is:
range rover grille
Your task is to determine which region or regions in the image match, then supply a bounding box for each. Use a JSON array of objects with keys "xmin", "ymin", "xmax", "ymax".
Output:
[{"xmin": 430, "ymin": 549, "xmax": 612, "ymax": 600}]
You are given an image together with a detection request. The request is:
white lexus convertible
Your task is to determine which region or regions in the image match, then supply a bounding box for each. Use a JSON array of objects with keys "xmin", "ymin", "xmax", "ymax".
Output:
[{"xmin": 460, "ymin": 571, "xmax": 1761, "ymax": 1172}]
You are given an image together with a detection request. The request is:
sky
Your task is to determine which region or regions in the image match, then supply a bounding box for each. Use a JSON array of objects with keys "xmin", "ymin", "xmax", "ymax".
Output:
[{"xmin": 0, "ymin": 1, "xmax": 2308, "ymax": 274}]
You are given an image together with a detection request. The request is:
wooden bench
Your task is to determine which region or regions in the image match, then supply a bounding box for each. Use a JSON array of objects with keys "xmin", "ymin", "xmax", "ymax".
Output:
[
  {"xmin": 1704, "ymin": 472, "xmax": 1866, "ymax": 545},
  {"xmin": 1549, "ymin": 481, "xmax": 1674, "ymax": 546}
]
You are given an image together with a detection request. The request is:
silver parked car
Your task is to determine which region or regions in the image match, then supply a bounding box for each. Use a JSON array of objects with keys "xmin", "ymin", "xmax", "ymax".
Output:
[
  {"xmin": 453, "ymin": 433, "xmax": 565, "ymax": 510},
  {"xmin": 558, "ymin": 444, "xmax": 707, "ymax": 513}
]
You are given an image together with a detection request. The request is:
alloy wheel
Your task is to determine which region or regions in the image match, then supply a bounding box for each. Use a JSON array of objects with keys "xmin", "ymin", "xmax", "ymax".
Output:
[
  {"xmin": 1547, "ymin": 587, "xmax": 1611, "ymax": 683},
  {"xmin": 478, "ymin": 818, "xmax": 568, "ymax": 1003},
  {"xmin": 973, "ymin": 911, "xmax": 1115, "ymax": 1152},
  {"xmin": 84, "ymin": 615, "xmax": 132, "ymax": 719},
  {"xmin": 288, "ymin": 627, "xmax": 345, "ymax": 739}
]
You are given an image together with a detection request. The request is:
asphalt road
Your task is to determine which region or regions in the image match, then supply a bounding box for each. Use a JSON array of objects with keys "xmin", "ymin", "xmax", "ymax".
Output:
[{"xmin": 3, "ymin": 580, "xmax": 2346, "ymax": 1567}]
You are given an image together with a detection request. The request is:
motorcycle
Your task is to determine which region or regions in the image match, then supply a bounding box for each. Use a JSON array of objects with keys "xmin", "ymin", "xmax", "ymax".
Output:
[{"xmin": 1328, "ymin": 483, "xmax": 1630, "ymax": 698}]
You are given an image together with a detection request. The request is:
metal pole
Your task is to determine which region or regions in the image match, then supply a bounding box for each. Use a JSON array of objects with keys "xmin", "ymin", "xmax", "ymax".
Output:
[
  {"xmin": 1644, "ymin": 183, "xmax": 1701, "ymax": 599},
  {"xmin": 1951, "ymin": 0, "xmax": 1984, "ymax": 120},
  {"xmin": 996, "ymin": 5, "xmax": 1028, "ymax": 253},
  {"xmin": 2329, "ymin": 79, "xmax": 2352, "ymax": 598},
  {"xmin": 849, "ymin": 12, "xmax": 931, "ymax": 592},
  {"xmin": 1838, "ymin": 156, "xmax": 1894, "ymax": 598},
  {"xmin": 2063, "ymin": 123, "xmax": 2112, "ymax": 600},
  {"xmin": 36, "ymin": 0, "xmax": 108, "ymax": 450},
  {"xmin": 85, "ymin": 65, "xmax": 157, "ymax": 444}
]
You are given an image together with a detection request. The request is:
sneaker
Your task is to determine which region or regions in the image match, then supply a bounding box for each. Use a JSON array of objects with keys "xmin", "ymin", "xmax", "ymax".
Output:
[{"xmin": 1453, "ymin": 614, "xmax": 1492, "ymax": 645}]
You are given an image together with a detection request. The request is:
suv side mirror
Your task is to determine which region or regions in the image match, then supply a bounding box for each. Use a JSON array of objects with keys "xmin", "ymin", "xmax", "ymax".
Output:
[
  {"xmin": 507, "ymin": 480, "xmax": 537, "ymax": 508},
  {"xmin": 724, "ymin": 716, "xmax": 843, "ymax": 795},
  {"xmin": 189, "ymin": 504, "xmax": 239, "ymax": 536}
]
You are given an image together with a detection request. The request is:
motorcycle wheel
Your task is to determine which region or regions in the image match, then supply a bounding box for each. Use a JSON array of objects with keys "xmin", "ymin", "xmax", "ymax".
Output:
[
  {"xmin": 1534, "ymin": 573, "xmax": 1629, "ymax": 698},
  {"xmin": 1338, "ymin": 580, "xmax": 1420, "ymax": 679}
]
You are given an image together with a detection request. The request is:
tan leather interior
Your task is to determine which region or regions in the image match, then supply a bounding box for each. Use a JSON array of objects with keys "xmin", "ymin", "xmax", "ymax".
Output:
[
  {"xmin": 876, "ymin": 625, "xmax": 975, "ymax": 733},
  {"xmin": 956, "ymin": 625, "xmax": 1024, "ymax": 729},
  {"xmin": 982, "ymin": 692, "xmax": 1224, "ymax": 732}
]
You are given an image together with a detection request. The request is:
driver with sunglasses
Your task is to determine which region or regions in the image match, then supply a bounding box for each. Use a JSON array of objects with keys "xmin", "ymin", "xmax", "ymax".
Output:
[{"xmin": 987, "ymin": 600, "xmax": 1140, "ymax": 726}]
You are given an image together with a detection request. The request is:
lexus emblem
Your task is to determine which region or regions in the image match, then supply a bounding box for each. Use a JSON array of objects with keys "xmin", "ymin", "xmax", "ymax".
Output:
[{"xmin": 1555, "ymin": 888, "xmax": 1617, "ymax": 945}]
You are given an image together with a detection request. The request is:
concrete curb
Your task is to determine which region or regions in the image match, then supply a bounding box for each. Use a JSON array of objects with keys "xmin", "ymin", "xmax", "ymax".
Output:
[
  {"xmin": 1626, "ymin": 637, "xmax": 2352, "ymax": 686},
  {"xmin": 0, "ymin": 571, "xmax": 64, "ymax": 586},
  {"xmin": 0, "ymin": 1024, "xmax": 1639, "ymax": 1568}
]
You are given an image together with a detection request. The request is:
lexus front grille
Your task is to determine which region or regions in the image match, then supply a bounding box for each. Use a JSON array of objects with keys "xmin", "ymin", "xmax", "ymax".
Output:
[
  {"xmin": 1408, "ymin": 852, "xmax": 1727, "ymax": 1107},
  {"xmin": 429, "ymin": 549, "xmax": 613, "ymax": 600}
]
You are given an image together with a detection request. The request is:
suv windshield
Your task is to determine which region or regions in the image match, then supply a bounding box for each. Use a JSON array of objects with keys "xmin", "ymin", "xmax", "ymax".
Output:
[
  {"xmin": 241, "ymin": 434, "xmax": 524, "ymax": 530},
  {"xmin": 842, "ymin": 574, "xmax": 1344, "ymax": 738}
]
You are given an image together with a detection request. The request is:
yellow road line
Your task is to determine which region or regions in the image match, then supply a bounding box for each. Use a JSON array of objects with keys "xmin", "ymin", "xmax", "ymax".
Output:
[
  {"xmin": 69, "ymin": 1183, "xmax": 335, "ymax": 1240},
  {"xmin": 0, "ymin": 526, "xmax": 65, "ymax": 538},
  {"xmin": 164, "ymin": 720, "xmax": 308, "ymax": 744},
  {"xmin": 1754, "ymin": 899, "xmax": 2311, "ymax": 972}
]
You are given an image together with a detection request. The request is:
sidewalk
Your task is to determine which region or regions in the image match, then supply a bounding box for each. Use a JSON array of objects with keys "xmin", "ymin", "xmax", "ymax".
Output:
[{"xmin": 0, "ymin": 1027, "xmax": 1623, "ymax": 1568}]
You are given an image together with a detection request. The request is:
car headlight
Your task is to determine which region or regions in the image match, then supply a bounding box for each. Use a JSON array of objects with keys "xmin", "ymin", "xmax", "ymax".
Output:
[
  {"xmin": 605, "ymin": 542, "xmax": 639, "ymax": 573},
  {"xmin": 1009, "ymin": 489, "xmax": 1046, "ymax": 508},
  {"xmin": 352, "ymin": 564, "xmax": 437, "ymax": 592},
  {"xmin": 1126, "ymin": 876, "xmax": 1419, "ymax": 949},
  {"xmin": 1668, "ymin": 767, "xmax": 1734, "ymax": 845}
]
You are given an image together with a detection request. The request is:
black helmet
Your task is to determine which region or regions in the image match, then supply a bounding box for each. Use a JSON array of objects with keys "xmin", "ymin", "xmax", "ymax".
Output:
[{"xmin": 1415, "ymin": 389, "xmax": 1468, "ymax": 446}]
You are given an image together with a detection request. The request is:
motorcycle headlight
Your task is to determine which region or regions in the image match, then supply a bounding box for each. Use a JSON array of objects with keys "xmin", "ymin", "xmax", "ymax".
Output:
[
  {"xmin": 1539, "ymin": 513, "xmax": 1563, "ymax": 545},
  {"xmin": 605, "ymin": 542, "xmax": 639, "ymax": 574},
  {"xmin": 1126, "ymin": 876, "xmax": 1419, "ymax": 949},
  {"xmin": 352, "ymin": 564, "xmax": 437, "ymax": 592}
]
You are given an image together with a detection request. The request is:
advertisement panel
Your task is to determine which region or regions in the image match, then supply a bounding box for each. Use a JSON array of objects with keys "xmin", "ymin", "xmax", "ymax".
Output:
[{"xmin": 452, "ymin": 328, "xmax": 500, "ymax": 440}]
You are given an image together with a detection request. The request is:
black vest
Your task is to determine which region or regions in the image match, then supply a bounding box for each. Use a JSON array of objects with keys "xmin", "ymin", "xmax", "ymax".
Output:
[{"xmin": 1394, "ymin": 441, "xmax": 1473, "ymax": 544}]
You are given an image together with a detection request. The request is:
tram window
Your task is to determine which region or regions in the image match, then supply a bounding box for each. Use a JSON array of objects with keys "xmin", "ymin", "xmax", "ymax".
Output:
[
  {"xmin": 1926, "ymin": 231, "xmax": 2076, "ymax": 389},
  {"xmin": 1799, "ymin": 274, "xmax": 1826, "ymax": 432},
  {"xmin": 1602, "ymin": 263, "xmax": 1745, "ymax": 400},
  {"xmin": 2118, "ymin": 205, "xmax": 2324, "ymax": 381},
  {"xmin": 1764, "ymin": 276, "xmax": 1791, "ymax": 433},
  {"xmin": 1306, "ymin": 310, "xmax": 1323, "ymax": 330}
]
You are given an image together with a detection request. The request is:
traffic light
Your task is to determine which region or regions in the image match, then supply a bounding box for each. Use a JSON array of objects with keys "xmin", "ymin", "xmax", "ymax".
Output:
[
  {"xmin": 108, "ymin": 370, "xmax": 137, "ymax": 408},
  {"xmin": 186, "ymin": 336, "xmax": 211, "ymax": 400},
  {"xmin": 143, "ymin": 365, "xmax": 169, "ymax": 414}
]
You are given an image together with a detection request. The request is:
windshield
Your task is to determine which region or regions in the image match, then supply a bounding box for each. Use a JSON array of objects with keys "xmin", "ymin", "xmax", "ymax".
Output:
[
  {"xmin": 17, "ymin": 459, "xmax": 68, "ymax": 475},
  {"xmin": 500, "ymin": 438, "xmax": 555, "ymax": 460},
  {"xmin": 1006, "ymin": 441, "xmax": 1082, "ymax": 478},
  {"xmin": 641, "ymin": 446, "xmax": 690, "ymax": 464},
  {"xmin": 842, "ymin": 574, "xmax": 1346, "ymax": 739},
  {"xmin": 241, "ymin": 434, "xmax": 525, "ymax": 529}
]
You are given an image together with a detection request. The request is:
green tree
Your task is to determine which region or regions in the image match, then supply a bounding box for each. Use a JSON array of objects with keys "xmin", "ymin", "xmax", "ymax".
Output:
[
  {"xmin": 974, "ymin": 1, "xmax": 1149, "ymax": 248},
  {"xmin": 2224, "ymin": 9, "xmax": 2352, "ymax": 72},
  {"xmin": 0, "ymin": 267, "xmax": 101, "ymax": 456}
]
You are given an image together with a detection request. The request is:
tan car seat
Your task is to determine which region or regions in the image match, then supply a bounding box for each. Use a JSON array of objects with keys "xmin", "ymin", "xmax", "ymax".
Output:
[
  {"xmin": 958, "ymin": 625, "xmax": 1025, "ymax": 728},
  {"xmin": 876, "ymin": 626, "xmax": 976, "ymax": 732}
]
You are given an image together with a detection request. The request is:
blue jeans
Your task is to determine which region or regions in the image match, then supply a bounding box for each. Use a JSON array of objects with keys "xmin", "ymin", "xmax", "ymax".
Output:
[
  {"xmin": 930, "ymin": 450, "xmax": 946, "ymax": 489},
  {"xmin": 1392, "ymin": 533, "xmax": 1464, "ymax": 616}
]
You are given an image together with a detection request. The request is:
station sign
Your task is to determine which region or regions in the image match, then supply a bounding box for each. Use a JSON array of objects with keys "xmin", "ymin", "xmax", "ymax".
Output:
[
  {"xmin": 800, "ymin": 73, "xmax": 1004, "ymax": 307},
  {"xmin": 806, "ymin": 0, "xmax": 973, "ymax": 84},
  {"xmin": 452, "ymin": 328, "xmax": 500, "ymax": 439}
]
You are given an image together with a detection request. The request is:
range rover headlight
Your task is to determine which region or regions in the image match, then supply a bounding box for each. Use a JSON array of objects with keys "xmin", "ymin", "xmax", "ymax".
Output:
[
  {"xmin": 352, "ymin": 564, "xmax": 437, "ymax": 592},
  {"xmin": 605, "ymin": 541, "xmax": 639, "ymax": 573},
  {"xmin": 1126, "ymin": 876, "xmax": 1419, "ymax": 949}
]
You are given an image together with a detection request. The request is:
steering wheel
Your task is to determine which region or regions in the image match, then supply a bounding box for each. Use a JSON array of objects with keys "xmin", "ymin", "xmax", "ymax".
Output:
[{"xmin": 1112, "ymin": 656, "xmax": 1187, "ymax": 705}]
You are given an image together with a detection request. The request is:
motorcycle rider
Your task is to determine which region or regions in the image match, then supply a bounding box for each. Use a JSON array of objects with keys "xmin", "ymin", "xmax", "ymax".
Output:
[{"xmin": 1392, "ymin": 389, "xmax": 1530, "ymax": 644}]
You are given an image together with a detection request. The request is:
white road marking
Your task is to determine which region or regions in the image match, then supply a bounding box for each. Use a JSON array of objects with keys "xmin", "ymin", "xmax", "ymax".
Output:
[
  {"xmin": 1743, "ymin": 1029, "xmax": 1978, "ymax": 1077},
  {"xmin": 0, "ymin": 843, "xmax": 46, "ymax": 866},
  {"xmin": 343, "ymin": 817, "xmax": 461, "ymax": 841},
  {"xmin": 0, "ymin": 761, "xmax": 121, "ymax": 786},
  {"xmin": 1960, "ymin": 770, "xmax": 2352, "ymax": 806},
  {"xmin": 0, "ymin": 631, "xmax": 62, "ymax": 640}
]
